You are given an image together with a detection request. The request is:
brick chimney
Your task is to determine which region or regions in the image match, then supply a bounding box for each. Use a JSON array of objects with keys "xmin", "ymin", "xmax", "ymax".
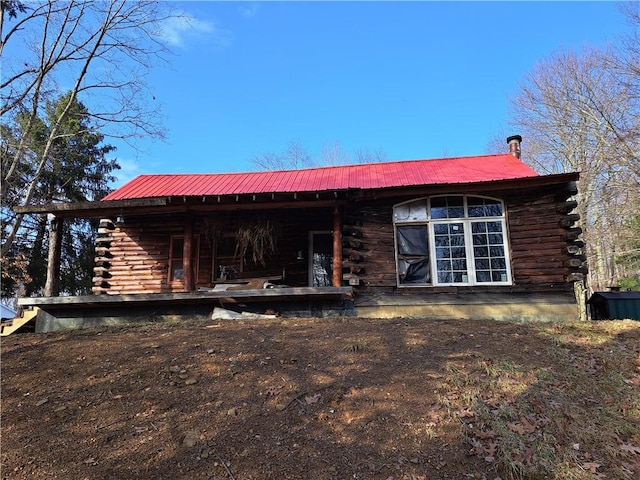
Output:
[{"xmin": 506, "ymin": 135, "xmax": 522, "ymax": 159}]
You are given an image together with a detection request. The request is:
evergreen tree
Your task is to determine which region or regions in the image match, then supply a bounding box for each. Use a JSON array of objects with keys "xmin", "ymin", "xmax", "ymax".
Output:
[{"xmin": 1, "ymin": 92, "xmax": 119, "ymax": 297}]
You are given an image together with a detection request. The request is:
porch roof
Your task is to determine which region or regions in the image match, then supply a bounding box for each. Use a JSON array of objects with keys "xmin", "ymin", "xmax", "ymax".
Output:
[{"xmin": 103, "ymin": 154, "xmax": 539, "ymax": 201}]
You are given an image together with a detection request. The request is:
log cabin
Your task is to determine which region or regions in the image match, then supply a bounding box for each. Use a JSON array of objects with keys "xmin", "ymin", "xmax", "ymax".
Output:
[{"xmin": 17, "ymin": 136, "xmax": 586, "ymax": 331}]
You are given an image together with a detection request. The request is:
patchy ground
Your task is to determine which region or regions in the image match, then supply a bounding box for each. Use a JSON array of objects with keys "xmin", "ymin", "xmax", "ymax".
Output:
[{"xmin": 2, "ymin": 317, "xmax": 640, "ymax": 480}]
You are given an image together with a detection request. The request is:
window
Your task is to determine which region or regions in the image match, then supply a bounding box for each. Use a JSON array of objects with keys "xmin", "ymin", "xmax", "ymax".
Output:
[
  {"xmin": 169, "ymin": 236, "xmax": 185, "ymax": 281},
  {"xmin": 394, "ymin": 196, "xmax": 511, "ymax": 286},
  {"xmin": 169, "ymin": 235, "xmax": 200, "ymax": 282}
]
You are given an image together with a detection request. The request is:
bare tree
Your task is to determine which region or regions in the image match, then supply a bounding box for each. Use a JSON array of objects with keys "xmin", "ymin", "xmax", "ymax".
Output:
[
  {"xmin": 507, "ymin": 46, "xmax": 640, "ymax": 293},
  {"xmin": 612, "ymin": 1, "xmax": 640, "ymax": 176},
  {"xmin": 321, "ymin": 141, "xmax": 350, "ymax": 166},
  {"xmin": 617, "ymin": 2, "xmax": 640, "ymax": 80},
  {"xmin": 1, "ymin": 0, "xmax": 176, "ymax": 256},
  {"xmin": 251, "ymin": 141, "xmax": 314, "ymax": 170},
  {"xmin": 354, "ymin": 146, "xmax": 387, "ymax": 164},
  {"xmin": 252, "ymin": 140, "xmax": 388, "ymax": 171},
  {"xmin": 320, "ymin": 142, "xmax": 388, "ymax": 166}
]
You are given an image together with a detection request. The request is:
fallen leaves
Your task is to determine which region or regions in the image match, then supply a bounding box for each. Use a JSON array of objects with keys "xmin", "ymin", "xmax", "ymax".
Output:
[
  {"xmin": 620, "ymin": 442, "xmax": 640, "ymax": 455},
  {"xmin": 624, "ymin": 375, "xmax": 640, "ymax": 386},
  {"xmin": 507, "ymin": 417, "xmax": 536, "ymax": 435},
  {"xmin": 3, "ymin": 317, "xmax": 640, "ymax": 480},
  {"xmin": 265, "ymin": 385, "xmax": 283, "ymax": 397},
  {"xmin": 458, "ymin": 408, "xmax": 475, "ymax": 418},
  {"xmin": 304, "ymin": 392, "xmax": 321, "ymax": 404},
  {"xmin": 581, "ymin": 461, "xmax": 601, "ymax": 473}
]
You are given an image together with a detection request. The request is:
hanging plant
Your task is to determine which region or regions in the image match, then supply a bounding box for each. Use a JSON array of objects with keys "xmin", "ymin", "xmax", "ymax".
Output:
[{"xmin": 234, "ymin": 217, "xmax": 279, "ymax": 266}]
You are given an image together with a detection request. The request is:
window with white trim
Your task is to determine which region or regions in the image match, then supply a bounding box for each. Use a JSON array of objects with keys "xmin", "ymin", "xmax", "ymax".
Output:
[{"xmin": 394, "ymin": 196, "xmax": 511, "ymax": 286}]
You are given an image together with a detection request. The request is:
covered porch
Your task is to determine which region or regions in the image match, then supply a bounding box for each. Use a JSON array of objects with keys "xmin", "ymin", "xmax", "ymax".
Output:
[{"xmin": 15, "ymin": 193, "xmax": 351, "ymax": 298}]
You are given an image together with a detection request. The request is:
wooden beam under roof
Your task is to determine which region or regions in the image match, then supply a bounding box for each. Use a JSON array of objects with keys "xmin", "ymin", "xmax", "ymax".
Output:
[{"xmin": 13, "ymin": 198, "xmax": 169, "ymax": 218}]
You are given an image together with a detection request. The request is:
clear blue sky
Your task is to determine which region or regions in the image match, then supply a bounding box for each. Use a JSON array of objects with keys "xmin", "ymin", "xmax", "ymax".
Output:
[{"xmin": 113, "ymin": 1, "xmax": 627, "ymax": 185}]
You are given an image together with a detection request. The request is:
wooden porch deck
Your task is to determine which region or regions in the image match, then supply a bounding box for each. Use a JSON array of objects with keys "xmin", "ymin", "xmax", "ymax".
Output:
[
  {"xmin": 19, "ymin": 287, "xmax": 354, "ymax": 309},
  {"xmin": 18, "ymin": 287, "xmax": 355, "ymax": 333}
]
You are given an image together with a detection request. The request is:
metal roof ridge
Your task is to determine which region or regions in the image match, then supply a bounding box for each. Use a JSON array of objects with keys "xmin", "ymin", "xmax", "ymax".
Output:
[{"xmin": 124, "ymin": 153, "xmax": 514, "ymax": 178}]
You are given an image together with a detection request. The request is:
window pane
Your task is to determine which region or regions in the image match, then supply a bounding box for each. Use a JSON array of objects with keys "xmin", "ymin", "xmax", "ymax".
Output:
[
  {"xmin": 431, "ymin": 196, "xmax": 464, "ymax": 219},
  {"xmin": 453, "ymin": 272, "xmax": 466, "ymax": 283},
  {"xmin": 449, "ymin": 206, "xmax": 465, "ymax": 218},
  {"xmin": 397, "ymin": 226, "xmax": 428, "ymax": 256},
  {"xmin": 171, "ymin": 260, "xmax": 184, "ymax": 280},
  {"xmin": 408, "ymin": 202, "xmax": 427, "ymax": 221},
  {"xmin": 170, "ymin": 236, "xmax": 185, "ymax": 282},
  {"xmin": 485, "ymin": 201, "xmax": 503, "ymax": 216},
  {"xmin": 394, "ymin": 204, "xmax": 410, "ymax": 222},
  {"xmin": 398, "ymin": 258, "xmax": 430, "ymax": 284},
  {"xmin": 488, "ymin": 233, "xmax": 503, "ymax": 244},
  {"xmin": 452, "ymin": 259, "xmax": 467, "ymax": 270},
  {"xmin": 468, "ymin": 197, "xmax": 503, "ymax": 217},
  {"xmin": 472, "ymin": 222, "xmax": 487, "ymax": 233},
  {"xmin": 430, "ymin": 197, "xmax": 448, "ymax": 219},
  {"xmin": 171, "ymin": 238, "xmax": 184, "ymax": 258},
  {"xmin": 394, "ymin": 201, "xmax": 427, "ymax": 222},
  {"xmin": 449, "ymin": 223, "xmax": 463, "ymax": 234},
  {"xmin": 476, "ymin": 259, "xmax": 490, "ymax": 269},
  {"xmin": 467, "ymin": 197, "xmax": 484, "ymax": 217},
  {"xmin": 433, "ymin": 221, "xmax": 467, "ymax": 284},
  {"xmin": 487, "ymin": 221, "xmax": 502, "ymax": 232},
  {"xmin": 435, "ymin": 236, "xmax": 450, "ymax": 247},
  {"xmin": 476, "ymin": 271, "xmax": 491, "ymax": 282},
  {"xmin": 471, "ymin": 220, "xmax": 508, "ymax": 283},
  {"xmin": 437, "ymin": 259, "xmax": 451, "ymax": 271},
  {"xmin": 492, "ymin": 271, "xmax": 508, "ymax": 282},
  {"xmin": 491, "ymin": 258, "xmax": 506, "ymax": 269},
  {"xmin": 473, "ymin": 234, "xmax": 487, "ymax": 246},
  {"xmin": 450, "ymin": 234, "xmax": 465, "ymax": 246},
  {"xmin": 433, "ymin": 224, "xmax": 449, "ymax": 234},
  {"xmin": 438, "ymin": 271, "xmax": 452, "ymax": 283},
  {"xmin": 396, "ymin": 225, "xmax": 430, "ymax": 284},
  {"xmin": 468, "ymin": 205, "xmax": 484, "ymax": 217}
]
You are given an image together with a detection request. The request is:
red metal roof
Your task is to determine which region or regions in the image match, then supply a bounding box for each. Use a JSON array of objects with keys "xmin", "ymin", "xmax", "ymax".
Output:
[{"xmin": 102, "ymin": 153, "xmax": 539, "ymax": 201}]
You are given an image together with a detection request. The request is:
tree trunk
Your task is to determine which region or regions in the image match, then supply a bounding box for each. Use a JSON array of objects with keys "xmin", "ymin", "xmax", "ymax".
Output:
[{"xmin": 44, "ymin": 216, "xmax": 63, "ymax": 297}]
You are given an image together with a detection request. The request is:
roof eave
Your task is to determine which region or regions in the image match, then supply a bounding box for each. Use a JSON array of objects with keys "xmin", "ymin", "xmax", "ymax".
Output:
[
  {"xmin": 12, "ymin": 197, "xmax": 169, "ymax": 218},
  {"xmin": 11, "ymin": 171, "xmax": 579, "ymax": 218}
]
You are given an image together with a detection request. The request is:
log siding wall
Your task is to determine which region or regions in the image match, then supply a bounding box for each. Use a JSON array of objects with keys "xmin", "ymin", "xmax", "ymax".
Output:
[
  {"xmin": 93, "ymin": 209, "xmax": 334, "ymax": 294},
  {"xmin": 94, "ymin": 215, "xmax": 182, "ymax": 294},
  {"xmin": 93, "ymin": 182, "xmax": 583, "ymax": 297},
  {"xmin": 342, "ymin": 182, "xmax": 583, "ymax": 295}
]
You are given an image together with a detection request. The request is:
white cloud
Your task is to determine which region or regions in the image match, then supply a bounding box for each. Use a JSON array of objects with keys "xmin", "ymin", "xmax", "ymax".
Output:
[
  {"xmin": 159, "ymin": 13, "xmax": 231, "ymax": 49},
  {"xmin": 111, "ymin": 157, "xmax": 143, "ymax": 188},
  {"xmin": 238, "ymin": 3, "xmax": 259, "ymax": 19}
]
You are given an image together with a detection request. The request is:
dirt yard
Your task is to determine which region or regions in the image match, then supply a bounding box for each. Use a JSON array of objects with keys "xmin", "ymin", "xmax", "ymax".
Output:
[{"xmin": 2, "ymin": 316, "xmax": 640, "ymax": 480}]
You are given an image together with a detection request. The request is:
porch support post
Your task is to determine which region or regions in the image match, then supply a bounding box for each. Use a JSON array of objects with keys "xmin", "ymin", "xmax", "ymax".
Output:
[
  {"xmin": 183, "ymin": 214, "xmax": 194, "ymax": 292},
  {"xmin": 332, "ymin": 206, "xmax": 343, "ymax": 287},
  {"xmin": 44, "ymin": 216, "xmax": 63, "ymax": 297}
]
